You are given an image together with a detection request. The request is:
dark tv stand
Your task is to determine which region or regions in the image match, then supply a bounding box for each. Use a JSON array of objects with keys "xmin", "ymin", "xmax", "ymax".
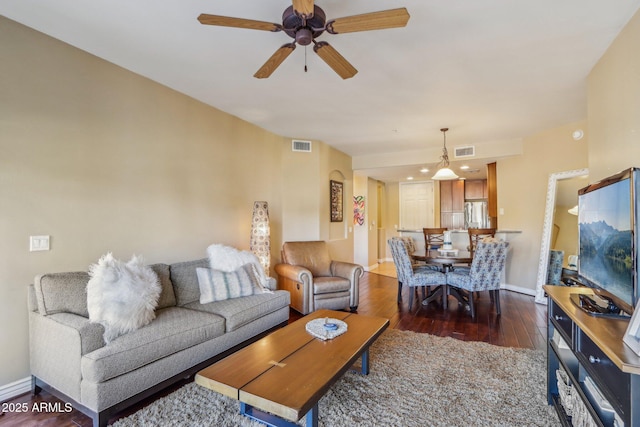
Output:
[{"xmin": 545, "ymin": 285, "xmax": 640, "ymax": 426}]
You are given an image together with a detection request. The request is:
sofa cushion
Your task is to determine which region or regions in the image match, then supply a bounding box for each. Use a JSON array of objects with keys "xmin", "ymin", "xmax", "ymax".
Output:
[
  {"xmin": 81, "ymin": 307, "xmax": 225, "ymax": 383},
  {"xmin": 313, "ymin": 276, "xmax": 351, "ymax": 295},
  {"xmin": 282, "ymin": 241, "xmax": 332, "ymax": 277},
  {"xmin": 196, "ymin": 264, "xmax": 258, "ymax": 303},
  {"xmin": 183, "ymin": 290, "xmax": 290, "ymax": 332},
  {"xmin": 149, "ymin": 263, "xmax": 176, "ymax": 309},
  {"xmin": 170, "ymin": 258, "xmax": 209, "ymax": 306},
  {"xmin": 34, "ymin": 272, "xmax": 90, "ymax": 317}
]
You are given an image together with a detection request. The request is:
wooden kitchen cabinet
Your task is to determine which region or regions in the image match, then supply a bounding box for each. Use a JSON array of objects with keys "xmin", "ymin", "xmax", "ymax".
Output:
[
  {"xmin": 440, "ymin": 180, "xmax": 464, "ymax": 228},
  {"xmin": 464, "ymin": 179, "xmax": 487, "ymax": 200},
  {"xmin": 440, "ymin": 180, "xmax": 464, "ymax": 211},
  {"xmin": 487, "ymin": 162, "xmax": 497, "ymax": 227}
]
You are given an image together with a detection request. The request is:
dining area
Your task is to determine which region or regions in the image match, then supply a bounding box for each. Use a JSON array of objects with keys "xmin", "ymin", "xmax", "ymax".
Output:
[{"xmin": 388, "ymin": 227, "xmax": 510, "ymax": 318}]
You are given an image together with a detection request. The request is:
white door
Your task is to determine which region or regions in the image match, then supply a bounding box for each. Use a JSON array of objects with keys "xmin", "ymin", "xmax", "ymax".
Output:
[{"xmin": 399, "ymin": 181, "xmax": 435, "ymax": 230}]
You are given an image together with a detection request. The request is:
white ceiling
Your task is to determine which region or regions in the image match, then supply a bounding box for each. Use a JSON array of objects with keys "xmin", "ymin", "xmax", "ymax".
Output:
[{"xmin": 2, "ymin": 0, "xmax": 639, "ymax": 182}]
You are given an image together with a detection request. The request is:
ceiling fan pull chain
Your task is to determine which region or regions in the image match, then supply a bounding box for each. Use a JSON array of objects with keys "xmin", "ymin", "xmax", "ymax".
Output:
[{"xmin": 304, "ymin": 45, "xmax": 308, "ymax": 72}]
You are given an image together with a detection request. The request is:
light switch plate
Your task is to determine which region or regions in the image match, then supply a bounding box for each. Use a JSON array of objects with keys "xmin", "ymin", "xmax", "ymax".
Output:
[{"xmin": 30, "ymin": 235, "xmax": 50, "ymax": 252}]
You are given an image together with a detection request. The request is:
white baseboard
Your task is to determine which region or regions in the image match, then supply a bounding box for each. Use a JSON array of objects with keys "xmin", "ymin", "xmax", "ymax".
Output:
[
  {"xmin": 501, "ymin": 283, "xmax": 536, "ymax": 297},
  {"xmin": 363, "ymin": 262, "xmax": 379, "ymax": 272},
  {"xmin": 0, "ymin": 377, "xmax": 31, "ymax": 402}
]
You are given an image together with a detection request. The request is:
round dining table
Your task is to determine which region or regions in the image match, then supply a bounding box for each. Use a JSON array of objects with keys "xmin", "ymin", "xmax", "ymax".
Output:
[
  {"xmin": 411, "ymin": 249, "xmax": 472, "ymax": 271},
  {"xmin": 411, "ymin": 249, "xmax": 473, "ymax": 309}
]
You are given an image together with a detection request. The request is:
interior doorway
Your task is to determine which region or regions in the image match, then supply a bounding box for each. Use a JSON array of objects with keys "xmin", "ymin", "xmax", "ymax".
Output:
[{"xmin": 399, "ymin": 181, "xmax": 435, "ymax": 231}]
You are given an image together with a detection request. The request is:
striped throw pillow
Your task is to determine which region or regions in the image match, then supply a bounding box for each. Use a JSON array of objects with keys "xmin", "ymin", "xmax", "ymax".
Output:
[{"xmin": 196, "ymin": 264, "xmax": 258, "ymax": 303}]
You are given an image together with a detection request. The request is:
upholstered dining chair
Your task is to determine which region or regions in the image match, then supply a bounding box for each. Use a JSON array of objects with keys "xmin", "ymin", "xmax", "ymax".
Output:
[
  {"xmin": 275, "ymin": 241, "xmax": 363, "ymax": 315},
  {"xmin": 445, "ymin": 241, "xmax": 509, "ymax": 318},
  {"xmin": 423, "ymin": 228, "xmax": 447, "ymax": 251},
  {"xmin": 467, "ymin": 228, "xmax": 497, "ymax": 258},
  {"xmin": 388, "ymin": 238, "xmax": 446, "ymax": 310},
  {"xmin": 394, "ymin": 236, "xmax": 428, "ymax": 267},
  {"xmin": 547, "ymin": 250, "xmax": 565, "ymax": 285}
]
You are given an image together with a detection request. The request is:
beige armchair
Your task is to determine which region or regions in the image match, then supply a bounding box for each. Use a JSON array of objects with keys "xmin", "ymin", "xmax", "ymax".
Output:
[{"xmin": 275, "ymin": 241, "xmax": 363, "ymax": 315}]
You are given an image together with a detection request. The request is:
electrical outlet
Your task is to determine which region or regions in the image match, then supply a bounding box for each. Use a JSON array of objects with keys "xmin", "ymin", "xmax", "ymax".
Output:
[{"xmin": 30, "ymin": 235, "xmax": 50, "ymax": 252}]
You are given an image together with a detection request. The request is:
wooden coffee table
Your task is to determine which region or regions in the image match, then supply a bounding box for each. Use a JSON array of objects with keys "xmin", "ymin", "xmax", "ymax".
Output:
[{"xmin": 195, "ymin": 309, "xmax": 389, "ymax": 427}]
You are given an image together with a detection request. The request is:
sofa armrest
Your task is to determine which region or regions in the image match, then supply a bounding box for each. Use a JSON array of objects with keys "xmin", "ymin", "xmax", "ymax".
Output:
[
  {"xmin": 331, "ymin": 261, "xmax": 364, "ymax": 309},
  {"xmin": 274, "ymin": 263, "xmax": 313, "ymax": 285},
  {"xmin": 29, "ymin": 311, "xmax": 105, "ymax": 402}
]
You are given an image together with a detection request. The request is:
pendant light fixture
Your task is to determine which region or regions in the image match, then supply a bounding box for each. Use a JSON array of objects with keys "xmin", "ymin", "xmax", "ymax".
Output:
[{"xmin": 431, "ymin": 127, "xmax": 459, "ymax": 180}]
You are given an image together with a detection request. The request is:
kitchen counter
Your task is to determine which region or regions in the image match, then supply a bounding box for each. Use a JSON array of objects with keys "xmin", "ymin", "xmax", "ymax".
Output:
[
  {"xmin": 398, "ymin": 229, "xmax": 522, "ymax": 234},
  {"xmin": 397, "ymin": 228, "xmax": 521, "ymax": 259}
]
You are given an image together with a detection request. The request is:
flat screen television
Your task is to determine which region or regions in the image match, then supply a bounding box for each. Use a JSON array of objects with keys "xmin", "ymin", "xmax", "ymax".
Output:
[{"xmin": 576, "ymin": 167, "xmax": 638, "ymax": 316}]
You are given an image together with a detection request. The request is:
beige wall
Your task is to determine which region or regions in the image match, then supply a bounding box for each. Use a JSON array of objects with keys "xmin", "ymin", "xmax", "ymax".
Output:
[
  {"xmin": 0, "ymin": 17, "xmax": 352, "ymax": 387},
  {"xmin": 378, "ymin": 181, "xmax": 403, "ymax": 261},
  {"xmin": 349, "ymin": 176, "xmax": 380, "ymax": 269},
  {"xmin": 323, "ymin": 144, "xmax": 355, "ymax": 261},
  {"xmin": 588, "ymin": 9, "xmax": 640, "ymax": 181},
  {"xmin": 366, "ymin": 178, "xmax": 380, "ymax": 266},
  {"xmin": 281, "ymin": 141, "xmax": 321, "ymax": 242},
  {"xmin": 280, "ymin": 139, "xmax": 355, "ymax": 261},
  {"xmin": 497, "ymin": 121, "xmax": 589, "ymax": 291},
  {"xmin": 353, "ymin": 174, "xmax": 374, "ymax": 267}
]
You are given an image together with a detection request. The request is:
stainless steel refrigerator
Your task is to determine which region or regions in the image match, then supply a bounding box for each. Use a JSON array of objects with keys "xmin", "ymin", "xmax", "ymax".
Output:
[{"xmin": 464, "ymin": 201, "xmax": 490, "ymax": 229}]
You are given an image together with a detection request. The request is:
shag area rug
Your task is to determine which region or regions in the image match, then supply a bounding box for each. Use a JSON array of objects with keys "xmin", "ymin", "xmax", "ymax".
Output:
[{"xmin": 112, "ymin": 329, "xmax": 560, "ymax": 427}]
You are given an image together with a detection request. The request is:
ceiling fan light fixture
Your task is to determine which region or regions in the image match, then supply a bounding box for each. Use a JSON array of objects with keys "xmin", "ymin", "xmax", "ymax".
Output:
[
  {"xmin": 295, "ymin": 27, "xmax": 313, "ymax": 45},
  {"xmin": 431, "ymin": 128, "xmax": 459, "ymax": 180}
]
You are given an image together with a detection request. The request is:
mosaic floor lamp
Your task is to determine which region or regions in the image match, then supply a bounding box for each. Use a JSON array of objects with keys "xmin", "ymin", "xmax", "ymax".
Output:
[{"xmin": 250, "ymin": 201, "xmax": 270, "ymax": 275}]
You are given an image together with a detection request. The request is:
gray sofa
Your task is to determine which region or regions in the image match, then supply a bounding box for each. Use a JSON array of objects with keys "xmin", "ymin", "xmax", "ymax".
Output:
[{"xmin": 28, "ymin": 257, "xmax": 290, "ymax": 427}]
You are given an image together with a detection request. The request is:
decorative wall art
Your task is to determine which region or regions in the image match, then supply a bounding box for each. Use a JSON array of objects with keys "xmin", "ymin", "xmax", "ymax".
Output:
[
  {"xmin": 353, "ymin": 196, "xmax": 365, "ymax": 226},
  {"xmin": 330, "ymin": 180, "xmax": 343, "ymax": 222}
]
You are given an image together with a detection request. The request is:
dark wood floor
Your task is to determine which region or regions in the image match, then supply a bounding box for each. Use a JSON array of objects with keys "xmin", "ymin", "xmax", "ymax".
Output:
[{"xmin": 0, "ymin": 272, "xmax": 547, "ymax": 426}]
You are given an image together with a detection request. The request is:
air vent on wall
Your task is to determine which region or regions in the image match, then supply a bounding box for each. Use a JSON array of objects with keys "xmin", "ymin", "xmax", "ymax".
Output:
[
  {"xmin": 292, "ymin": 140, "xmax": 312, "ymax": 152},
  {"xmin": 454, "ymin": 146, "xmax": 475, "ymax": 158}
]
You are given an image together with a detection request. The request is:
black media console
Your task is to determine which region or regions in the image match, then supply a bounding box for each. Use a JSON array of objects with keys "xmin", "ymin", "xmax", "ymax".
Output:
[{"xmin": 545, "ymin": 285, "xmax": 640, "ymax": 426}]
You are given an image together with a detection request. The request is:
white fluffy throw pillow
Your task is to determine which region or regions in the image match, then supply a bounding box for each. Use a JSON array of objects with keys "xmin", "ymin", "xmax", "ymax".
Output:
[
  {"xmin": 87, "ymin": 253, "xmax": 161, "ymax": 344},
  {"xmin": 206, "ymin": 244, "xmax": 271, "ymax": 292}
]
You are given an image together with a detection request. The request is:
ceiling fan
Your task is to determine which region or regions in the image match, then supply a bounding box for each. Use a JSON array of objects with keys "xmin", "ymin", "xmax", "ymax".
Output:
[{"xmin": 198, "ymin": 1, "xmax": 410, "ymax": 79}]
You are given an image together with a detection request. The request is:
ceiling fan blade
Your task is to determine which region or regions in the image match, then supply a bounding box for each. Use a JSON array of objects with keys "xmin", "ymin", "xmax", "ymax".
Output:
[
  {"xmin": 292, "ymin": 0, "xmax": 314, "ymax": 18},
  {"xmin": 198, "ymin": 14, "xmax": 281, "ymax": 32},
  {"xmin": 326, "ymin": 8, "xmax": 410, "ymax": 34},
  {"xmin": 313, "ymin": 41, "xmax": 357, "ymax": 79},
  {"xmin": 254, "ymin": 43, "xmax": 297, "ymax": 79}
]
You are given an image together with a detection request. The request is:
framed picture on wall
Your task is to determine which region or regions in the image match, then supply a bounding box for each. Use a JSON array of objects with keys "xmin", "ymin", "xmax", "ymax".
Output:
[{"xmin": 330, "ymin": 180, "xmax": 343, "ymax": 222}]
